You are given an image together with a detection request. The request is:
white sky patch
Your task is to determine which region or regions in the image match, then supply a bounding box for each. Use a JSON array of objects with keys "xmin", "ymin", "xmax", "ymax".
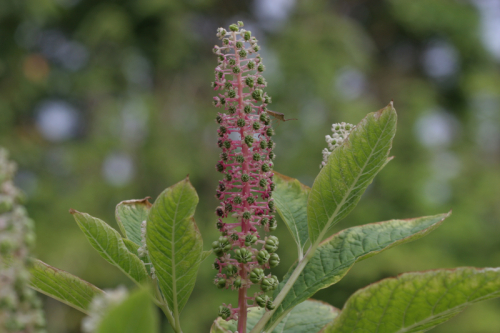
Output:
[
  {"xmin": 102, "ymin": 153, "xmax": 135, "ymax": 187},
  {"xmin": 36, "ymin": 100, "xmax": 79, "ymax": 142}
]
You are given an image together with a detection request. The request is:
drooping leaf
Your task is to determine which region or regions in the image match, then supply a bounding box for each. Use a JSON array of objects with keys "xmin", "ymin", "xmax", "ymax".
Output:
[
  {"xmin": 269, "ymin": 213, "xmax": 450, "ymax": 328},
  {"xmin": 146, "ymin": 177, "xmax": 203, "ymax": 319},
  {"xmin": 71, "ymin": 209, "xmax": 149, "ymax": 285},
  {"xmin": 96, "ymin": 288, "xmax": 158, "ymax": 333},
  {"xmin": 212, "ymin": 299, "xmax": 339, "ymax": 333},
  {"xmin": 326, "ymin": 267, "xmax": 500, "ymax": 333},
  {"xmin": 308, "ymin": 103, "xmax": 397, "ymax": 243},
  {"xmin": 200, "ymin": 250, "xmax": 213, "ymax": 263},
  {"xmin": 115, "ymin": 197, "xmax": 152, "ymax": 246},
  {"xmin": 273, "ymin": 172, "xmax": 310, "ymax": 258},
  {"xmin": 29, "ymin": 259, "xmax": 104, "ymax": 315}
]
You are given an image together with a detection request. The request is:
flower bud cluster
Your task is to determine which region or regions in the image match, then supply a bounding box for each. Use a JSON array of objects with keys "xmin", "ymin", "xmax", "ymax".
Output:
[
  {"xmin": 0, "ymin": 148, "xmax": 45, "ymax": 333},
  {"xmin": 320, "ymin": 122, "xmax": 355, "ymax": 168},
  {"xmin": 211, "ymin": 22, "xmax": 279, "ymax": 322}
]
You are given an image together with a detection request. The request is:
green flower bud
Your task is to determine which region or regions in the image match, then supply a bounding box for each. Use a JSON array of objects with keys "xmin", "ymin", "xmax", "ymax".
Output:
[
  {"xmin": 229, "ymin": 24, "xmax": 239, "ymax": 31},
  {"xmin": 244, "ymin": 105, "xmax": 252, "ymax": 114},
  {"xmin": 252, "ymin": 122, "xmax": 260, "ymax": 130},
  {"xmin": 249, "ymin": 268, "xmax": 265, "ymax": 284},
  {"xmin": 223, "ymin": 38, "xmax": 229, "ymax": 45},
  {"xmin": 260, "ymin": 140, "xmax": 267, "ymax": 149},
  {"xmin": 267, "ymin": 140, "xmax": 274, "ymax": 149},
  {"xmin": 264, "ymin": 95, "xmax": 272, "ymax": 104},
  {"xmin": 257, "ymin": 249, "xmax": 270, "ymax": 265},
  {"xmin": 259, "ymin": 179, "xmax": 267, "ymax": 187},
  {"xmin": 257, "ymin": 77, "xmax": 266, "ymax": 85},
  {"xmin": 223, "ymin": 140, "xmax": 231, "ymax": 149},
  {"xmin": 269, "ymin": 151, "xmax": 275, "ymax": 159},
  {"xmin": 234, "ymin": 196, "xmax": 242, "ymax": 204},
  {"xmin": 265, "ymin": 237, "xmax": 278, "ymax": 253},
  {"xmin": 228, "ymin": 106, "xmax": 236, "ymax": 114},
  {"xmin": 237, "ymin": 118, "xmax": 246, "ymax": 127},
  {"xmin": 216, "ymin": 115, "xmax": 223, "ymax": 124},
  {"xmin": 225, "ymin": 173, "xmax": 232, "ymax": 181},
  {"xmin": 236, "ymin": 155, "xmax": 245, "ymax": 163},
  {"xmin": 266, "ymin": 128, "xmax": 274, "ymax": 136},
  {"xmin": 239, "ymin": 49, "xmax": 247, "ymax": 58},
  {"xmin": 232, "ymin": 66, "xmax": 241, "ymax": 74},
  {"xmin": 261, "ymin": 164, "xmax": 270, "ymax": 172},
  {"xmin": 220, "ymin": 97, "xmax": 226, "ymax": 105},
  {"xmin": 247, "ymin": 61, "xmax": 255, "ymax": 69},
  {"xmin": 230, "ymin": 234, "xmax": 239, "ymax": 241},
  {"xmin": 235, "ymin": 41, "xmax": 243, "ymax": 49},
  {"xmin": 243, "ymin": 31, "xmax": 251, "ymax": 40},
  {"xmin": 213, "ymin": 261, "xmax": 220, "ymax": 270},
  {"xmin": 269, "ymin": 253, "xmax": 280, "ymax": 268},
  {"xmin": 258, "ymin": 64, "xmax": 265, "ymax": 72},
  {"xmin": 237, "ymin": 21, "xmax": 244, "ymax": 27},
  {"xmin": 270, "ymin": 182, "xmax": 276, "ymax": 191},
  {"xmin": 254, "ymin": 45, "xmax": 260, "ymax": 52},
  {"xmin": 268, "ymin": 200, "xmax": 275, "ymax": 210},
  {"xmin": 228, "ymin": 90, "xmax": 236, "ymax": 98},
  {"xmin": 242, "ymin": 211, "xmax": 251, "ymax": 220},
  {"xmin": 266, "ymin": 299, "xmax": 276, "ymax": 310},
  {"xmin": 260, "ymin": 217, "xmax": 269, "ymax": 226},
  {"xmin": 219, "ymin": 305, "xmax": 231, "ymax": 319},
  {"xmin": 241, "ymin": 174, "xmax": 250, "ymax": 182}
]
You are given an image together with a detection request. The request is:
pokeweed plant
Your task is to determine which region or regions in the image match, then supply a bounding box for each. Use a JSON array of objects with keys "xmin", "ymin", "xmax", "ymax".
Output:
[{"xmin": 10, "ymin": 21, "xmax": 500, "ymax": 333}]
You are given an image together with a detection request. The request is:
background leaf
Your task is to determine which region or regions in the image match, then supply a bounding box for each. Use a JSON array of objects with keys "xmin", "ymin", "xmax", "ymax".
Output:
[
  {"xmin": 274, "ymin": 172, "xmax": 310, "ymax": 258},
  {"xmin": 146, "ymin": 177, "xmax": 203, "ymax": 319},
  {"xmin": 96, "ymin": 288, "xmax": 158, "ymax": 333},
  {"xmin": 115, "ymin": 197, "xmax": 152, "ymax": 246},
  {"xmin": 307, "ymin": 104, "xmax": 397, "ymax": 243},
  {"xmin": 71, "ymin": 209, "xmax": 149, "ymax": 285},
  {"xmin": 269, "ymin": 213, "xmax": 450, "ymax": 328},
  {"xmin": 327, "ymin": 267, "xmax": 500, "ymax": 333},
  {"xmin": 30, "ymin": 259, "xmax": 104, "ymax": 315},
  {"xmin": 213, "ymin": 300, "xmax": 339, "ymax": 333}
]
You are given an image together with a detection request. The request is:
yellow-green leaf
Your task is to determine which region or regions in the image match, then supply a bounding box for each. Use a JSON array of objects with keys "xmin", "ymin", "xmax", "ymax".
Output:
[{"xmin": 115, "ymin": 197, "xmax": 152, "ymax": 245}]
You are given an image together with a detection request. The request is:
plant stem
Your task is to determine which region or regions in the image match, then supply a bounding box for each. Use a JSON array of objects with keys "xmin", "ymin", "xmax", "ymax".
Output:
[{"xmin": 153, "ymin": 282, "xmax": 182, "ymax": 333}]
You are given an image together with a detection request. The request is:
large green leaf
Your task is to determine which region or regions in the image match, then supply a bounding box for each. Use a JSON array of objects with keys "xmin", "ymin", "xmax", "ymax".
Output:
[
  {"xmin": 146, "ymin": 177, "xmax": 203, "ymax": 322},
  {"xmin": 97, "ymin": 288, "xmax": 158, "ymax": 333},
  {"xmin": 212, "ymin": 300, "xmax": 339, "ymax": 333},
  {"xmin": 326, "ymin": 267, "xmax": 500, "ymax": 333},
  {"xmin": 308, "ymin": 103, "xmax": 397, "ymax": 243},
  {"xmin": 71, "ymin": 209, "xmax": 149, "ymax": 285},
  {"xmin": 269, "ymin": 213, "xmax": 450, "ymax": 328},
  {"xmin": 29, "ymin": 259, "xmax": 104, "ymax": 315},
  {"xmin": 115, "ymin": 197, "xmax": 152, "ymax": 246},
  {"xmin": 273, "ymin": 172, "xmax": 310, "ymax": 258}
]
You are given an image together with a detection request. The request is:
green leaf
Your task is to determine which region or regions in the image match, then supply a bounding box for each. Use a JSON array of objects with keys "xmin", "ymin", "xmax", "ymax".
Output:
[
  {"xmin": 71, "ymin": 209, "xmax": 149, "ymax": 285},
  {"xmin": 274, "ymin": 172, "xmax": 310, "ymax": 258},
  {"xmin": 115, "ymin": 197, "xmax": 152, "ymax": 245},
  {"xmin": 146, "ymin": 177, "xmax": 203, "ymax": 322},
  {"xmin": 29, "ymin": 259, "xmax": 104, "ymax": 315},
  {"xmin": 200, "ymin": 250, "xmax": 213, "ymax": 263},
  {"xmin": 123, "ymin": 238, "xmax": 140, "ymax": 254},
  {"xmin": 326, "ymin": 267, "xmax": 500, "ymax": 333},
  {"xmin": 308, "ymin": 103, "xmax": 397, "ymax": 243},
  {"xmin": 97, "ymin": 288, "xmax": 158, "ymax": 333},
  {"xmin": 212, "ymin": 300, "xmax": 339, "ymax": 333},
  {"xmin": 269, "ymin": 213, "xmax": 450, "ymax": 328}
]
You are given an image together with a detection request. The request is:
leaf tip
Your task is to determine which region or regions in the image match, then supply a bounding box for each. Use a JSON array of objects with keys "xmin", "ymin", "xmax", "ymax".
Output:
[{"xmin": 69, "ymin": 208, "xmax": 79, "ymax": 215}]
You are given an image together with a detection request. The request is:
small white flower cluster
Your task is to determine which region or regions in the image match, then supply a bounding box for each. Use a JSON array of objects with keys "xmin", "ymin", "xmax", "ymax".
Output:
[
  {"xmin": 81, "ymin": 286, "xmax": 128, "ymax": 333},
  {"xmin": 0, "ymin": 148, "xmax": 46, "ymax": 333},
  {"xmin": 320, "ymin": 122, "xmax": 355, "ymax": 168},
  {"xmin": 137, "ymin": 220, "xmax": 148, "ymax": 258}
]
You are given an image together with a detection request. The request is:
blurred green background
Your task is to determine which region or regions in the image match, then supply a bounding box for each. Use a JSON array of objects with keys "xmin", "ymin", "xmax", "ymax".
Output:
[{"xmin": 1, "ymin": 0, "xmax": 500, "ymax": 332}]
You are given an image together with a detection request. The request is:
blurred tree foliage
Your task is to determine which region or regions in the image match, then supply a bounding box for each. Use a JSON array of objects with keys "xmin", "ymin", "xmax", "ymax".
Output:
[{"xmin": 1, "ymin": 0, "xmax": 500, "ymax": 332}]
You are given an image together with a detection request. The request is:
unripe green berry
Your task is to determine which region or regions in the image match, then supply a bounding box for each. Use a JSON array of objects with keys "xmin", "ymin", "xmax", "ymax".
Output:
[
  {"xmin": 219, "ymin": 305, "xmax": 231, "ymax": 319},
  {"xmin": 234, "ymin": 196, "xmax": 242, "ymax": 204},
  {"xmin": 235, "ymin": 41, "xmax": 243, "ymax": 49},
  {"xmin": 234, "ymin": 248, "xmax": 252, "ymax": 263},
  {"xmin": 247, "ymin": 61, "xmax": 255, "ymax": 69},
  {"xmin": 246, "ymin": 196, "xmax": 255, "ymax": 204},
  {"xmin": 223, "ymin": 140, "xmax": 231, "ymax": 149},
  {"xmin": 246, "ymin": 76, "xmax": 254, "ymax": 87},
  {"xmin": 232, "ymin": 66, "xmax": 241, "ymax": 74},
  {"xmin": 237, "ymin": 118, "xmax": 246, "ymax": 127},
  {"xmin": 260, "ymin": 217, "xmax": 269, "ymax": 226},
  {"xmin": 228, "ymin": 106, "xmax": 236, "ymax": 114},
  {"xmin": 257, "ymin": 64, "xmax": 265, "ymax": 72},
  {"xmin": 233, "ymin": 276, "xmax": 242, "ymax": 289},
  {"xmin": 244, "ymin": 105, "xmax": 252, "ymax": 114},
  {"xmin": 249, "ymin": 268, "xmax": 265, "ymax": 284},
  {"xmin": 268, "ymin": 217, "xmax": 277, "ymax": 231},
  {"xmin": 260, "ymin": 140, "xmax": 267, "ymax": 149},
  {"xmin": 239, "ymin": 49, "xmax": 247, "ymax": 57},
  {"xmin": 252, "ymin": 89, "xmax": 263, "ymax": 101},
  {"xmin": 241, "ymin": 174, "xmax": 250, "ymax": 182},
  {"xmin": 242, "ymin": 211, "xmax": 251, "ymax": 220},
  {"xmin": 225, "ymin": 264, "xmax": 238, "ymax": 276},
  {"xmin": 229, "ymin": 24, "xmax": 239, "ymax": 31},
  {"xmin": 269, "ymin": 253, "xmax": 280, "ymax": 268},
  {"xmin": 245, "ymin": 234, "xmax": 258, "ymax": 246},
  {"xmin": 228, "ymin": 90, "xmax": 236, "ymax": 98},
  {"xmin": 217, "ymin": 278, "xmax": 227, "ymax": 289},
  {"xmin": 255, "ymin": 295, "xmax": 267, "ymax": 308},
  {"xmin": 266, "ymin": 299, "xmax": 276, "ymax": 310},
  {"xmin": 252, "ymin": 122, "xmax": 260, "ymax": 130},
  {"xmin": 244, "ymin": 135, "xmax": 254, "ymax": 146},
  {"xmin": 259, "ymin": 179, "xmax": 267, "ymax": 187},
  {"xmin": 236, "ymin": 155, "xmax": 245, "ymax": 163},
  {"xmin": 243, "ymin": 31, "xmax": 251, "ymax": 40},
  {"xmin": 216, "ymin": 115, "xmax": 222, "ymax": 123},
  {"xmin": 257, "ymin": 249, "xmax": 270, "ymax": 265},
  {"xmin": 230, "ymin": 234, "xmax": 239, "ymax": 241},
  {"xmin": 266, "ymin": 128, "xmax": 274, "ymax": 136}
]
